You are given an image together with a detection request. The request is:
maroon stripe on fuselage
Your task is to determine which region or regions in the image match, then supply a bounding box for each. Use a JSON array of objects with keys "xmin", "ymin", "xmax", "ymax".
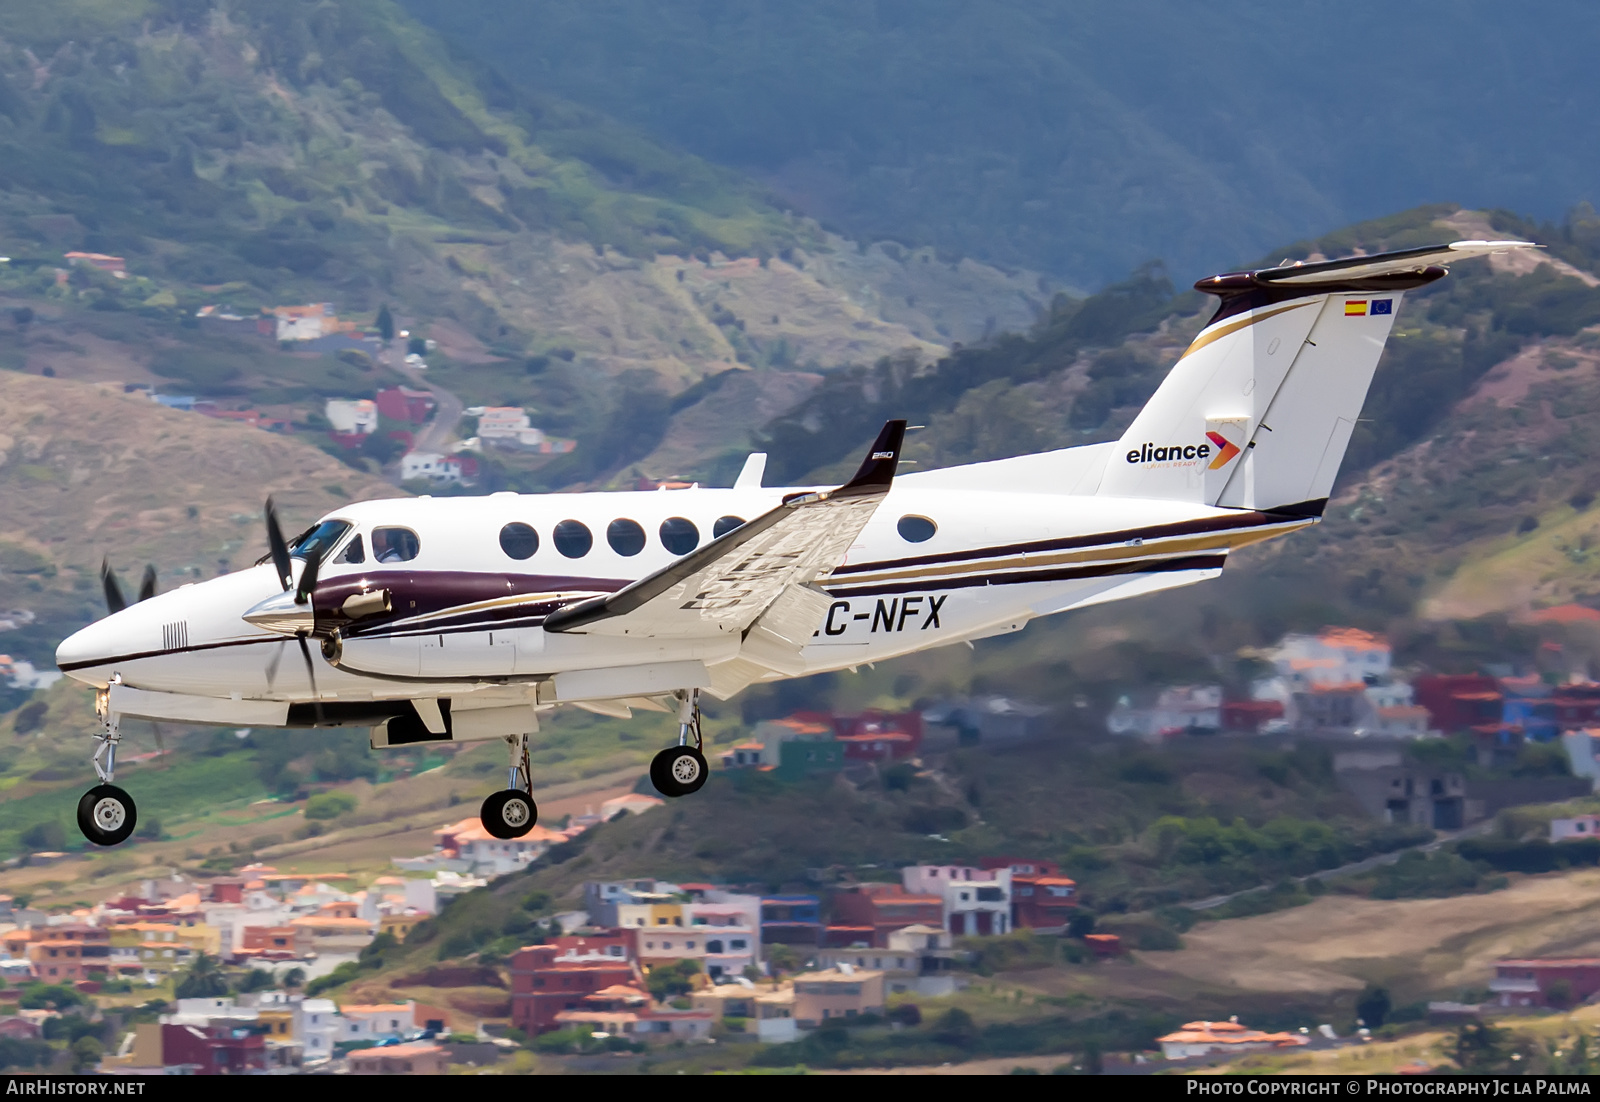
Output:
[{"xmin": 318, "ymin": 570, "xmax": 629, "ymax": 636}]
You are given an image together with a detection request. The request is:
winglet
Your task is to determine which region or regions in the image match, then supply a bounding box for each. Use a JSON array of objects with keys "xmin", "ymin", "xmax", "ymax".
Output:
[{"xmin": 837, "ymin": 420, "xmax": 906, "ymax": 496}]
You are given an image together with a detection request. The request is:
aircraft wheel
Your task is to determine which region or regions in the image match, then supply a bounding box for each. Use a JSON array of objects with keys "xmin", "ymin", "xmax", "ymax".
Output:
[
  {"xmin": 650, "ymin": 746, "xmax": 708, "ymax": 798},
  {"xmin": 77, "ymin": 784, "xmax": 137, "ymax": 847},
  {"xmin": 480, "ymin": 790, "xmax": 537, "ymax": 840}
]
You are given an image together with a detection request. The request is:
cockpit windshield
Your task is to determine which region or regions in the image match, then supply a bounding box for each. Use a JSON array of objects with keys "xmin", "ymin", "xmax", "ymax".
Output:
[{"xmin": 291, "ymin": 520, "xmax": 352, "ymax": 561}]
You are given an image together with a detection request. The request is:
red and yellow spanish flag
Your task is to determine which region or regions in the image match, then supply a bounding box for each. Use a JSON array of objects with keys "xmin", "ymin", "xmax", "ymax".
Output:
[{"xmin": 1344, "ymin": 299, "xmax": 1368, "ymax": 316}]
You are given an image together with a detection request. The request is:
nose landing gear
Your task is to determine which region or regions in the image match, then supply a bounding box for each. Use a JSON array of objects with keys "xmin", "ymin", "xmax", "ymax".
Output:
[
  {"xmin": 78, "ymin": 687, "xmax": 137, "ymax": 847},
  {"xmin": 651, "ymin": 689, "xmax": 708, "ymax": 798},
  {"xmin": 480, "ymin": 731, "xmax": 538, "ymax": 840}
]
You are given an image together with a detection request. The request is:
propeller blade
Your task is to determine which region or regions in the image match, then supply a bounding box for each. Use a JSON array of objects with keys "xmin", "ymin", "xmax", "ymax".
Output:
[
  {"xmin": 297, "ymin": 634, "xmax": 325, "ymax": 727},
  {"xmin": 264, "ymin": 640, "xmax": 286, "ymax": 693},
  {"xmin": 294, "ymin": 543, "xmax": 324, "ymax": 606},
  {"xmin": 265, "ymin": 497, "xmax": 292, "ymax": 591},
  {"xmin": 100, "ymin": 558, "xmax": 126, "ymax": 615},
  {"xmin": 152, "ymin": 721, "xmax": 167, "ymax": 768},
  {"xmin": 137, "ymin": 564, "xmax": 158, "ymax": 603}
]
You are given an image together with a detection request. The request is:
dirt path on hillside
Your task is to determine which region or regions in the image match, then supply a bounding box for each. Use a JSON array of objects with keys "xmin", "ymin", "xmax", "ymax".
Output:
[{"xmin": 1139, "ymin": 869, "xmax": 1600, "ymax": 995}]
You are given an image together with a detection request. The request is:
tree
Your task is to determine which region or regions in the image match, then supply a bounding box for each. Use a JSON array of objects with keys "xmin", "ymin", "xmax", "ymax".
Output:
[
  {"xmin": 175, "ymin": 953, "xmax": 228, "ymax": 999},
  {"xmin": 766, "ymin": 944, "xmax": 801, "ymax": 976},
  {"xmin": 376, "ymin": 304, "xmax": 395, "ymax": 342},
  {"xmin": 19, "ymin": 821, "xmax": 65, "ymax": 853},
  {"xmin": 1356, "ymin": 984, "xmax": 1392, "ymax": 1028},
  {"xmin": 645, "ymin": 959, "xmax": 700, "ymax": 1001},
  {"xmin": 70, "ymin": 1035, "xmax": 103, "ymax": 1073},
  {"xmin": 1454, "ymin": 1021, "xmax": 1516, "ymax": 1073},
  {"xmin": 235, "ymin": 969, "xmax": 275, "ymax": 994},
  {"xmin": 1066, "ymin": 911, "xmax": 1097, "ymax": 939},
  {"xmin": 281, "ymin": 967, "xmax": 306, "ymax": 990}
]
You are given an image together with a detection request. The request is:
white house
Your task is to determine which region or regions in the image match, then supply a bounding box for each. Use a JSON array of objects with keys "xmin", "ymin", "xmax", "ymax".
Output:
[
  {"xmin": 399, "ymin": 452, "xmax": 461, "ymax": 484},
  {"xmin": 432, "ymin": 816, "xmax": 563, "ymax": 875},
  {"xmin": 1157, "ymin": 1020, "xmax": 1309, "ymax": 1060},
  {"xmin": 686, "ymin": 893, "xmax": 762, "ymax": 981},
  {"xmin": 337, "ymin": 1001, "xmax": 415, "ymax": 1041},
  {"xmin": 324, "ymin": 399, "xmax": 377, "ymax": 435},
  {"xmin": 294, "ymin": 998, "xmax": 341, "ymax": 1062},
  {"xmin": 901, "ymin": 865, "xmax": 1011, "ymax": 936},
  {"xmin": 1272, "ymin": 627, "xmax": 1392, "ymax": 687},
  {"xmin": 1552, "ymin": 813, "xmax": 1600, "ymax": 842},
  {"xmin": 1107, "ymin": 685, "xmax": 1222, "ymax": 740},
  {"xmin": 1564, "ymin": 729, "xmax": 1600, "ymax": 789},
  {"xmin": 475, "ymin": 406, "xmax": 552, "ymax": 450}
]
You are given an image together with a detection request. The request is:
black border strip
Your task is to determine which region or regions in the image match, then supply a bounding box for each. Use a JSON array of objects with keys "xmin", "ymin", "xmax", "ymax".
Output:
[
  {"xmin": 831, "ymin": 504, "xmax": 1318, "ymax": 577},
  {"xmin": 826, "ymin": 553, "xmax": 1227, "ymax": 597}
]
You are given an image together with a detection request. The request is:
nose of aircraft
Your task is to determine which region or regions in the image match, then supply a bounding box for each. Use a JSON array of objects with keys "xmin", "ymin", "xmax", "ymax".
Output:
[{"xmin": 55, "ymin": 615, "xmax": 124, "ymax": 683}]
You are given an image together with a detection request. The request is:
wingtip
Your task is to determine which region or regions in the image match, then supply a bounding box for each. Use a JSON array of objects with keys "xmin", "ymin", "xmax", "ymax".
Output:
[{"xmin": 1447, "ymin": 238, "xmax": 1542, "ymax": 251}]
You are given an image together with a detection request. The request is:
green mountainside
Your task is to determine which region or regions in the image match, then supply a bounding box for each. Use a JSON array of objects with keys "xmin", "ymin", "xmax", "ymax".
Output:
[
  {"xmin": 0, "ymin": 0, "xmax": 1063, "ymax": 495},
  {"xmin": 401, "ymin": 0, "xmax": 1600, "ymax": 286}
]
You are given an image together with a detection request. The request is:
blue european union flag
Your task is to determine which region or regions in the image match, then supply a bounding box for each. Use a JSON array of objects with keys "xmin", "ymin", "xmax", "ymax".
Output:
[{"xmin": 1371, "ymin": 299, "xmax": 1392, "ymax": 315}]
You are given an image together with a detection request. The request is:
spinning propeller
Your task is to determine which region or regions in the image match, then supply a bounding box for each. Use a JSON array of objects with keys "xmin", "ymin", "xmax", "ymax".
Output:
[
  {"xmin": 99, "ymin": 560, "xmax": 158, "ymax": 615},
  {"xmin": 255, "ymin": 497, "xmax": 329, "ymax": 724}
]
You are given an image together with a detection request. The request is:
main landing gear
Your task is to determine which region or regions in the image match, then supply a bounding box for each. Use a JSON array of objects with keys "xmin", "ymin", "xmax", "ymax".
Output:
[
  {"xmin": 78, "ymin": 688, "xmax": 137, "ymax": 847},
  {"xmin": 651, "ymin": 689, "xmax": 708, "ymax": 798},
  {"xmin": 480, "ymin": 731, "xmax": 538, "ymax": 840}
]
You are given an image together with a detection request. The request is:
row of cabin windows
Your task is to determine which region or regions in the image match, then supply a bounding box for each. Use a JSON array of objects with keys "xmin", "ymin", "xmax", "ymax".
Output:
[
  {"xmin": 499, "ymin": 515, "xmax": 747, "ymax": 560},
  {"xmin": 296, "ymin": 511, "xmax": 940, "ymax": 568}
]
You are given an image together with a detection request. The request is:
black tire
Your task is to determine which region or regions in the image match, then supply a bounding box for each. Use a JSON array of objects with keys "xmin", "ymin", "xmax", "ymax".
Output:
[
  {"xmin": 77, "ymin": 784, "xmax": 137, "ymax": 847},
  {"xmin": 650, "ymin": 747, "xmax": 708, "ymax": 798},
  {"xmin": 480, "ymin": 790, "xmax": 537, "ymax": 840}
]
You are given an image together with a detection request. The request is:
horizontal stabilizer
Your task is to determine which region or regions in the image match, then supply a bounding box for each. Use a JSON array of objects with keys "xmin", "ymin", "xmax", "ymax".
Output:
[{"xmin": 1199, "ymin": 239, "xmax": 1537, "ymax": 293}]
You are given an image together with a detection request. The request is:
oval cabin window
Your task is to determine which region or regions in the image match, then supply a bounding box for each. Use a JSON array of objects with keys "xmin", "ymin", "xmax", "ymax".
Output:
[
  {"xmin": 607, "ymin": 518, "xmax": 646, "ymax": 556},
  {"xmin": 896, "ymin": 515, "xmax": 937, "ymax": 543},
  {"xmin": 659, "ymin": 517, "xmax": 700, "ymax": 555},
  {"xmin": 371, "ymin": 527, "xmax": 421, "ymax": 563},
  {"xmin": 499, "ymin": 523, "xmax": 538, "ymax": 560},
  {"xmin": 713, "ymin": 515, "xmax": 746, "ymax": 539},
  {"xmin": 553, "ymin": 520, "xmax": 593, "ymax": 558}
]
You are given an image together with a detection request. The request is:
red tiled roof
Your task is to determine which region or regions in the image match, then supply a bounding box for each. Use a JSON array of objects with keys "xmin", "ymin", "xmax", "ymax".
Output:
[{"xmin": 1527, "ymin": 605, "xmax": 1600, "ymax": 624}]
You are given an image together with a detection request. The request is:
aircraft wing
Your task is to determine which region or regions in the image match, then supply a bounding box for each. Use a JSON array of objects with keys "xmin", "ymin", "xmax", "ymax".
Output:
[{"xmin": 543, "ymin": 421, "xmax": 906, "ymax": 640}]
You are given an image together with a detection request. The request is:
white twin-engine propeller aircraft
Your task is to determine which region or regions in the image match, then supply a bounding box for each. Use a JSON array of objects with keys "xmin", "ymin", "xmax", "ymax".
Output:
[{"xmin": 55, "ymin": 239, "xmax": 1535, "ymax": 846}]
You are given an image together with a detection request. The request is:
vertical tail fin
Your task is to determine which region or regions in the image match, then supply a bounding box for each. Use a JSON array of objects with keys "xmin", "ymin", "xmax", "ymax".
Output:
[{"xmin": 1096, "ymin": 240, "xmax": 1536, "ymax": 512}]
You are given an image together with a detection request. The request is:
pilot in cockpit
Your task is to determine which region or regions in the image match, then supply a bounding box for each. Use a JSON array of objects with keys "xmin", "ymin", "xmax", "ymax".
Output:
[{"xmin": 370, "ymin": 527, "xmax": 420, "ymax": 564}]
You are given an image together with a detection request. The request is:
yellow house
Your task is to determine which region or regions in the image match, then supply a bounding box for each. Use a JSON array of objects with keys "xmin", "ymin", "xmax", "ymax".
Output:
[
  {"xmin": 257, "ymin": 1008, "xmax": 293, "ymax": 1040},
  {"xmin": 615, "ymin": 901, "xmax": 684, "ymax": 930},
  {"xmin": 108, "ymin": 922, "xmax": 191, "ymax": 972},
  {"xmin": 176, "ymin": 923, "xmax": 221, "ymax": 957},
  {"xmin": 379, "ymin": 913, "xmax": 424, "ymax": 942}
]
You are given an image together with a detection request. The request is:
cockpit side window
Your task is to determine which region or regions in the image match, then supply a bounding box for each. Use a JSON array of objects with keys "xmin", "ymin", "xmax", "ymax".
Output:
[
  {"xmin": 335, "ymin": 534, "xmax": 366, "ymax": 564},
  {"xmin": 371, "ymin": 527, "xmax": 421, "ymax": 563},
  {"xmin": 292, "ymin": 521, "xmax": 352, "ymax": 561}
]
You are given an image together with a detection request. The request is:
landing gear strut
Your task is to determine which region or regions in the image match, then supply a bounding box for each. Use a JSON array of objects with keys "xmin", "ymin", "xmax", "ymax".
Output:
[
  {"xmin": 651, "ymin": 689, "xmax": 708, "ymax": 798},
  {"xmin": 79, "ymin": 686, "xmax": 137, "ymax": 847},
  {"xmin": 480, "ymin": 731, "xmax": 537, "ymax": 840}
]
